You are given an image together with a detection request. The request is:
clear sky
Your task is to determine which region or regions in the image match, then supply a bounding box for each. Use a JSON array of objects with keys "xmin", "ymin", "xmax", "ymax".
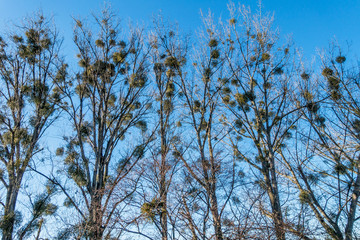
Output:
[{"xmin": 0, "ymin": 0, "xmax": 359, "ymax": 59}]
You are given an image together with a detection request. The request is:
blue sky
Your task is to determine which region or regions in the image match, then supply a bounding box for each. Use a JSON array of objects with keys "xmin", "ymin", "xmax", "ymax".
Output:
[{"xmin": 0, "ymin": 0, "xmax": 359, "ymax": 59}]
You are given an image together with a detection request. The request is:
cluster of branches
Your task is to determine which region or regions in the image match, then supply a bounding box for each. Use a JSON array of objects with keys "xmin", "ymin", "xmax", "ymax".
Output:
[{"xmin": 0, "ymin": 4, "xmax": 359, "ymax": 240}]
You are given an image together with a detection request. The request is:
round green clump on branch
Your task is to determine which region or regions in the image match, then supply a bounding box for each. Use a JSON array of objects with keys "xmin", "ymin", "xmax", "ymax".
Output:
[
  {"xmin": 78, "ymin": 59, "xmax": 88, "ymax": 68},
  {"xmin": 129, "ymin": 73, "xmax": 147, "ymax": 88},
  {"xmin": 119, "ymin": 40, "xmax": 126, "ymax": 48},
  {"xmin": 95, "ymin": 39, "xmax": 105, "ymax": 48},
  {"xmin": 300, "ymin": 72, "xmax": 310, "ymax": 80},
  {"xmin": 135, "ymin": 120, "xmax": 147, "ymax": 132},
  {"xmin": 67, "ymin": 165, "xmax": 87, "ymax": 186},
  {"xmin": 330, "ymin": 90, "xmax": 342, "ymax": 101},
  {"xmin": 141, "ymin": 198, "xmax": 163, "ymax": 221},
  {"xmin": 231, "ymin": 79, "xmax": 239, "ymax": 86},
  {"xmin": 229, "ymin": 101, "xmax": 236, "ymax": 107},
  {"xmin": 335, "ymin": 56, "xmax": 346, "ymax": 64},
  {"xmin": 229, "ymin": 18, "xmax": 237, "ymax": 25},
  {"xmin": 315, "ymin": 116, "xmax": 326, "ymax": 126},
  {"xmin": 260, "ymin": 53, "xmax": 270, "ymax": 62},
  {"xmin": 322, "ymin": 67, "xmax": 333, "ymax": 77},
  {"xmin": 263, "ymin": 82, "xmax": 271, "ymax": 89},
  {"xmin": 222, "ymin": 95, "xmax": 230, "ymax": 104},
  {"xmin": 163, "ymin": 99, "xmax": 173, "ymax": 112},
  {"xmin": 55, "ymin": 147, "xmax": 64, "ymax": 156},
  {"xmin": 244, "ymin": 91, "xmax": 256, "ymax": 101},
  {"xmin": 299, "ymin": 190, "xmax": 311, "ymax": 204},
  {"xmin": 302, "ymin": 90, "xmax": 313, "ymax": 101},
  {"xmin": 352, "ymin": 119, "xmax": 360, "ymax": 133},
  {"xmin": 210, "ymin": 49, "xmax": 220, "ymax": 59},
  {"xmin": 234, "ymin": 119, "xmax": 243, "ymax": 129},
  {"xmin": 334, "ymin": 163, "xmax": 347, "ymax": 175},
  {"xmin": 222, "ymin": 87, "xmax": 231, "ymax": 95},
  {"xmin": 176, "ymin": 121, "xmax": 182, "ymax": 127},
  {"xmin": 208, "ymin": 39, "xmax": 218, "ymax": 48},
  {"xmin": 193, "ymin": 100, "xmax": 201, "ymax": 112},
  {"xmin": 113, "ymin": 51, "xmax": 127, "ymax": 64},
  {"xmin": 327, "ymin": 76, "xmax": 340, "ymax": 90},
  {"xmin": 164, "ymin": 56, "xmax": 179, "ymax": 68},
  {"xmin": 165, "ymin": 81, "xmax": 175, "ymax": 97},
  {"xmin": 124, "ymin": 113, "xmax": 133, "ymax": 122},
  {"xmin": 273, "ymin": 67, "xmax": 283, "ymax": 75},
  {"xmin": 250, "ymin": 56, "xmax": 257, "ymax": 62},
  {"xmin": 202, "ymin": 74, "xmax": 211, "ymax": 83},
  {"xmin": 109, "ymin": 39, "xmax": 116, "ymax": 46},
  {"xmin": 306, "ymin": 102, "xmax": 319, "ymax": 113},
  {"xmin": 153, "ymin": 62, "xmax": 164, "ymax": 73},
  {"xmin": 166, "ymin": 69, "xmax": 176, "ymax": 78},
  {"xmin": 235, "ymin": 93, "xmax": 247, "ymax": 105},
  {"xmin": 218, "ymin": 78, "xmax": 229, "ymax": 85},
  {"xmin": 129, "ymin": 48, "xmax": 136, "ymax": 54}
]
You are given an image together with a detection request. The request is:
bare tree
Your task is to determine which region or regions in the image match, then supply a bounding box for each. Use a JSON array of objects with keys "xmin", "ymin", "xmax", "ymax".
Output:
[
  {"xmin": 52, "ymin": 8, "xmax": 152, "ymax": 239},
  {"xmin": 220, "ymin": 4, "xmax": 304, "ymax": 239},
  {"xmin": 171, "ymin": 13, "xmax": 234, "ymax": 240},
  {"xmin": 283, "ymin": 45, "xmax": 360, "ymax": 240},
  {"xmin": 138, "ymin": 19, "xmax": 185, "ymax": 240},
  {"xmin": 0, "ymin": 13, "xmax": 62, "ymax": 240}
]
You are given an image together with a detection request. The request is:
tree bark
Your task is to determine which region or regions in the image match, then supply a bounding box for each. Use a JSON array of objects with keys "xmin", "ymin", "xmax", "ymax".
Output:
[
  {"xmin": 344, "ymin": 170, "xmax": 360, "ymax": 240},
  {"xmin": 209, "ymin": 188, "xmax": 223, "ymax": 240},
  {"xmin": 88, "ymin": 193, "xmax": 104, "ymax": 240},
  {"xmin": 262, "ymin": 155, "xmax": 285, "ymax": 240},
  {"xmin": 2, "ymin": 183, "xmax": 20, "ymax": 240}
]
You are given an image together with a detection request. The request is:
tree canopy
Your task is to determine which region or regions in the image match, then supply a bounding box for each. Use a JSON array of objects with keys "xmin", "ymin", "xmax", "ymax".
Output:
[{"xmin": 0, "ymin": 4, "xmax": 359, "ymax": 240}]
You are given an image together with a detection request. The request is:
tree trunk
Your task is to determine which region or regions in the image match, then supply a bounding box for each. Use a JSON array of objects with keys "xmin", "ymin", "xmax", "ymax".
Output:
[
  {"xmin": 159, "ymin": 96, "xmax": 168, "ymax": 240},
  {"xmin": 344, "ymin": 170, "xmax": 360, "ymax": 240},
  {"xmin": 2, "ymin": 183, "xmax": 20, "ymax": 240},
  {"xmin": 262, "ymin": 156, "xmax": 285, "ymax": 240},
  {"xmin": 88, "ymin": 194, "xmax": 104, "ymax": 240},
  {"xmin": 159, "ymin": 152, "xmax": 168, "ymax": 240},
  {"xmin": 209, "ymin": 186, "xmax": 223, "ymax": 240},
  {"xmin": 159, "ymin": 187, "xmax": 168, "ymax": 240}
]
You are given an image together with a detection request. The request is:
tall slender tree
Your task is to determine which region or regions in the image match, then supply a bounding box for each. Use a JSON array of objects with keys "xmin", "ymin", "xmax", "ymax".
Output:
[
  {"xmin": 173, "ymin": 15, "xmax": 232, "ymax": 240},
  {"xmin": 283, "ymin": 46, "xmax": 360, "ymax": 239},
  {"xmin": 53, "ymin": 9, "xmax": 151, "ymax": 239},
  {"xmin": 139, "ymin": 20, "xmax": 185, "ymax": 240},
  {"xmin": 220, "ymin": 4, "xmax": 302, "ymax": 239},
  {"xmin": 0, "ymin": 14, "xmax": 62, "ymax": 240}
]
